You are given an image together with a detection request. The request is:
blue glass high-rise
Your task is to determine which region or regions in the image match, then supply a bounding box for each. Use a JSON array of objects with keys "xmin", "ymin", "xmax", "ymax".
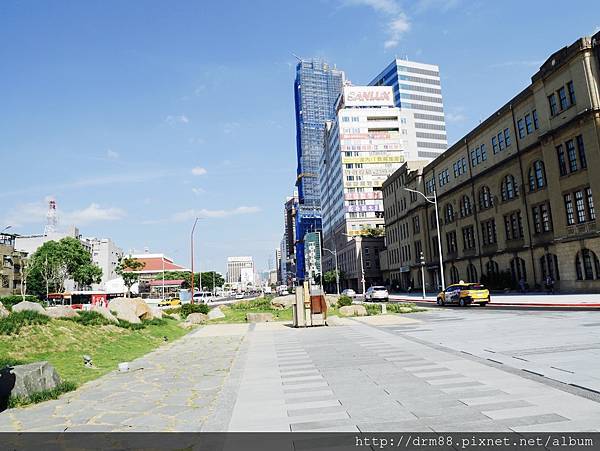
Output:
[{"xmin": 293, "ymin": 59, "xmax": 344, "ymax": 281}]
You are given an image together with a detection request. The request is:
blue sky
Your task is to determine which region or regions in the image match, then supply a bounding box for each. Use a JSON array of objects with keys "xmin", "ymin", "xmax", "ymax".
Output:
[{"xmin": 1, "ymin": 0, "xmax": 599, "ymax": 275}]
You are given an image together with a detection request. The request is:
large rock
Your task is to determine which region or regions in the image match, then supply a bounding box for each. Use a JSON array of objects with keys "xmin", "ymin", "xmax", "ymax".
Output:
[
  {"xmin": 11, "ymin": 301, "xmax": 48, "ymax": 316},
  {"xmin": 271, "ymin": 295, "xmax": 295, "ymax": 309},
  {"xmin": 46, "ymin": 306, "xmax": 79, "ymax": 319},
  {"xmin": 90, "ymin": 305, "xmax": 119, "ymax": 323},
  {"xmin": 325, "ymin": 295, "xmax": 339, "ymax": 308},
  {"xmin": 150, "ymin": 307, "xmax": 163, "ymax": 319},
  {"xmin": 186, "ymin": 313, "xmax": 208, "ymax": 324},
  {"xmin": 246, "ymin": 312, "xmax": 274, "ymax": 323},
  {"xmin": 108, "ymin": 297, "xmax": 153, "ymax": 322},
  {"xmin": 0, "ymin": 302, "xmax": 8, "ymax": 318},
  {"xmin": 207, "ymin": 307, "xmax": 225, "ymax": 320},
  {"xmin": 178, "ymin": 321, "xmax": 196, "ymax": 329},
  {"xmin": 339, "ymin": 305, "xmax": 367, "ymax": 317},
  {"xmin": 168, "ymin": 313, "xmax": 181, "ymax": 321},
  {"xmin": 1, "ymin": 361, "xmax": 61, "ymax": 401}
]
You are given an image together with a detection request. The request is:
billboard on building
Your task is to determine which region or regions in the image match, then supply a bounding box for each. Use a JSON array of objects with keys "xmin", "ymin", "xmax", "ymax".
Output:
[
  {"xmin": 343, "ymin": 86, "xmax": 394, "ymax": 107},
  {"xmin": 304, "ymin": 232, "xmax": 322, "ymax": 283}
]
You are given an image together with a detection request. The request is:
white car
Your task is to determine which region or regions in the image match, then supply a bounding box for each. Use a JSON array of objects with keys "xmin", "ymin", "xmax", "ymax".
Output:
[
  {"xmin": 365, "ymin": 286, "xmax": 389, "ymax": 302},
  {"xmin": 341, "ymin": 289, "xmax": 356, "ymax": 298},
  {"xmin": 235, "ymin": 293, "xmax": 245, "ymax": 299}
]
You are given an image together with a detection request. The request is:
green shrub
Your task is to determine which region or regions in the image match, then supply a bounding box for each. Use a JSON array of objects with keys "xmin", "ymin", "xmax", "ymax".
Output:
[
  {"xmin": 0, "ymin": 311, "xmax": 50, "ymax": 335},
  {"xmin": 117, "ymin": 319, "xmax": 145, "ymax": 330},
  {"xmin": 8, "ymin": 381, "xmax": 77, "ymax": 408},
  {"xmin": 163, "ymin": 307, "xmax": 182, "ymax": 315},
  {"xmin": 337, "ymin": 295, "xmax": 353, "ymax": 307},
  {"xmin": 143, "ymin": 318, "xmax": 167, "ymax": 326},
  {"xmin": 230, "ymin": 298, "xmax": 272, "ymax": 311},
  {"xmin": 365, "ymin": 304, "xmax": 381, "ymax": 316},
  {"xmin": 0, "ymin": 295, "xmax": 42, "ymax": 311},
  {"xmin": 68, "ymin": 310, "xmax": 111, "ymax": 326},
  {"xmin": 180, "ymin": 303, "xmax": 209, "ymax": 318},
  {"xmin": 386, "ymin": 303, "xmax": 425, "ymax": 314},
  {"xmin": 0, "ymin": 357, "xmax": 24, "ymax": 369}
]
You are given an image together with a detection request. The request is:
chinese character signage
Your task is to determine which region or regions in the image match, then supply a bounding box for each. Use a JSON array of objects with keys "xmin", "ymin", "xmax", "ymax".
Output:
[{"xmin": 304, "ymin": 232, "xmax": 322, "ymax": 283}]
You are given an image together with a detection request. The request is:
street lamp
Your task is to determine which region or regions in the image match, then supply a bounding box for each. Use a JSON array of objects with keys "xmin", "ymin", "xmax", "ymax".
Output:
[
  {"xmin": 342, "ymin": 233, "xmax": 366, "ymax": 295},
  {"xmin": 1, "ymin": 225, "xmax": 12, "ymax": 234},
  {"xmin": 420, "ymin": 251, "xmax": 426, "ymax": 299},
  {"xmin": 322, "ymin": 247, "xmax": 340, "ymax": 295},
  {"xmin": 403, "ymin": 187, "xmax": 445, "ymax": 291},
  {"xmin": 190, "ymin": 217, "xmax": 201, "ymax": 303}
]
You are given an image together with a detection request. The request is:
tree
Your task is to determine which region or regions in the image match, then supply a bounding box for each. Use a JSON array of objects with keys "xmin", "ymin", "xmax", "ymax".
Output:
[
  {"xmin": 200, "ymin": 271, "xmax": 225, "ymax": 292},
  {"xmin": 116, "ymin": 257, "xmax": 145, "ymax": 297},
  {"xmin": 323, "ymin": 269, "xmax": 344, "ymax": 284},
  {"xmin": 358, "ymin": 227, "xmax": 385, "ymax": 237}
]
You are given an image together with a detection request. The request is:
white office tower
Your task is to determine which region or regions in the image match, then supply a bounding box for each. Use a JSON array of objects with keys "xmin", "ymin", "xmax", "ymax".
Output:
[{"xmin": 370, "ymin": 59, "xmax": 447, "ymax": 159}]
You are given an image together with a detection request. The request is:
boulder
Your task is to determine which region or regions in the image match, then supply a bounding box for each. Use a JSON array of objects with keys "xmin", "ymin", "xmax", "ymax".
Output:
[
  {"xmin": 108, "ymin": 297, "xmax": 153, "ymax": 321},
  {"xmin": 270, "ymin": 295, "xmax": 295, "ymax": 309},
  {"xmin": 90, "ymin": 305, "xmax": 119, "ymax": 323},
  {"xmin": 150, "ymin": 307, "xmax": 163, "ymax": 319},
  {"xmin": 207, "ymin": 307, "xmax": 225, "ymax": 320},
  {"xmin": 178, "ymin": 321, "xmax": 196, "ymax": 329},
  {"xmin": 186, "ymin": 313, "xmax": 208, "ymax": 324},
  {"xmin": 169, "ymin": 313, "xmax": 181, "ymax": 321},
  {"xmin": 246, "ymin": 312, "xmax": 274, "ymax": 323},
  {"xmin": 11, "ymin": 301, "xmax": 48, "ymax": 316},
  {"xmin": 0, "ymin": 302, "xmax": 8, "ymax": 318},
  {"xmin": 325, "ymin": 295, "xmax": 339, "ymax": 308},
  {"xmin": 1, "ymin": 361, "xmax": 62, "ymax": 400},
  {"xmin": 339, "ymin": 305, "xmax": 367, "ymax": 317},
  {"xmin": 46, "ymin": 306, "xmax": 79, "ymax": 319},
  {"xmin": 115, "ymin": 308, "xmax": 142, "ymax": 324}
]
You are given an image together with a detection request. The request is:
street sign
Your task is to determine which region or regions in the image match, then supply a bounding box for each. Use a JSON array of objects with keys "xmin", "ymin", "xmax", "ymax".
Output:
[{"xmin": 304, "ymin": 232, "xmax": 322, "ymax": 284}]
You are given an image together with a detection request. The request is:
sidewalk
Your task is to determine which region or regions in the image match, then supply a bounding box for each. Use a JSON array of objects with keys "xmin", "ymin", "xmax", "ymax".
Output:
[{"xmin": 389, "ymin": 292, "xmax": 600, "ymax": 309}]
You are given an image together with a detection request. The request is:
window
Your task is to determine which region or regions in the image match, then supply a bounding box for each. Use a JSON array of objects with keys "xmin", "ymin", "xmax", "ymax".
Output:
[
  {"xmin": 467, "ymin": 264, "xmax": 478, "ymax": 282},
  {"xmin": 492, "ymin": 136, "xmax": 498, "ymax": 153},
  {"xmin": 524, "ymin": 114, "xmax": 533, "ymax": 134},
  {"xmin": 425, "ymin": 177, "xmax": 436, "ymax": 194},
  {"xmin": 446, "ymin": 231, "xmax": 457, "ymax": 253},
  {"xmin": 586, "ymin": 187, "xmax": 595, "ymax": 220},
  {"xmin": 462, "ymin": 226, "xmax": 475, "ymax": 250},
  {"xmin": 533, "ymin": 203, "xmax": 553, "ymax": 234},
  {"xmin": 548, "ymin": 93, "xmax": 558, "ymax": 116},
  {"xmin": 430, "ymin": 210, "xmax": 437, "ymax": 230},
  {"xmin": 517, "ymin": 119, "xmax": 525, "ymax": 139},
  {"xmin": 575, "ymin": 249, "xmax": 600, "ymax": 280},
  {"xmin": 566, "ymin": 139, "xmax": 577, "ymax": 172},
  {"xmin": 556, "ymin": 144, "xmax": 567, "ymax": 176},
  {"xmin": 460, "ymin": 195, "xmax": 472, "ymax": 217},
  {"xmin": 567, "ymin": 81, "xmax": 576, "ymax": 105},
  {"xmin": 558, "ymin": 86, "xmax": 569, "ymax": 110},
  {"xmin": 576, "ymin": 135, "xmax": 587, "ymax": 169},
  {"xmin": 479, "ymin": 186, "xmax": 493, "ymax": 210},
  {"xmin": 452, "ymin": 157, "xmax": 467, "ymax": 177},
  {"xmin": 532, "ymin": 110, "xmax": 539, "ymax": 129},
  {"xmin": 575, "ymin": 190, "xmax": 586, "ymax": 223},
  {"xmin": 438, "ymin": 169, "xmax": 449, "ymax": 186},
  {"xmin": 450, "ymin": 266, "xmax": 460, "ymax": 284},
  {"xmin": 504, "ymin": 211, "xmax": 524, "ymax": 240},
  {"xmin": 564, "ymin": 193, "xmax": 575, "ymax": 225},
  {"xmin": 470, "ymin": 145, "xmax": 487, "ymax": 167},
  {"xmin": 532, "ymin": 206, "xmax": 541, "ymax": 234},
  {"xmin": 444, "ymin": 203, "xmax": 455, "ymax": 223},
  {"xmin": 415, "ymin": 240, "xmax": 422, "ymax": 262},
  {"xmin": 481, "ymin": 219, "xmax": 497, "ymax": 245},
  {"xmin": 497, "ymin": 132, "xmax": 505, "ymax": 150},
  {"xmin": 504, "ymin": 128, "xmax": 511, "ymax": 147},
  {"xmin": 501, "ymin": 174, "xmax": 518, "ymax": 201},
  {"xmin": 413, "ymin": 215, "xmax": 421, "ymax": 234},
  {"xmin": 528, "ymin": 160, "xmax": 545, "ymax": 191},
  {"xmin": 486, "ymin": 260, "xmax": 499, "ymax": 275},
  {"xmin": 510, "ymin": 257, "xmax": 527, "ymax": 283},
  {"xmin": 540, "ymin": 253, "xmax": 560, "ymax": 281}
]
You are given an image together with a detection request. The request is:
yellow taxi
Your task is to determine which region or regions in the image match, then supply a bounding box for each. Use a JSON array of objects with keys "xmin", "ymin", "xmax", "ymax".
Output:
[
  {"xmin": 436, "ymin": 282, "xmax": 490, "ymax": 307},
  {"xmin": 158, "ymin": 298, "xmax": 181, "ymax": 308}
]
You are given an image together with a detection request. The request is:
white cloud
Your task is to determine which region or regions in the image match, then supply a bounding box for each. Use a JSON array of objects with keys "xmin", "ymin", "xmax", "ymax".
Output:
[
  {"xmin": 222, "ymin": 121, "xmax": 240, "ymax": 134},
  {"xmin": 413, "ymin": 0, "xmax": 461, "ymax": 13},
  {"xmin": 191, "ymin": 187, "xmax": 205, "ymax": 196},
  {"xmin": 446, "ymin": 108, "xmax": 467, "ymax": 123},
  {"xmin": 194, "ymin": 85, "xmax": 207, "ymax": 95},
  {"xmin": 64, "ymin": 204, "xmax": 126, "ymax": 225},
  {"xmin": 340, "ymin": 0, "xmax": 410, "ymax": 49},
  {"xmin": 165, "ymin": 115, "xmax": 189, "ymax": 126},
  {"xmin": 143, "ymin": 206, "xmax": 261, "ymax": 224},
  {"xmin": 106, "ymin": 149, "xmax": 120, "ymax": 160},
  {"xmin": 191, "ymin": 166, "xmax": 207, "ymax": 176}
]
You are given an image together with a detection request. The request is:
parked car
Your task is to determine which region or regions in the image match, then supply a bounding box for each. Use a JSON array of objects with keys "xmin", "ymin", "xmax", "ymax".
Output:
[
  {"xmin": 436, "ymin": 283, "xmax": 490, "ymax": 307},
  {"xmin": 158, "ymin": 298, "xmax": 181, "ymax": 307},
  {"xmin": 365, "ymin": 286, "xmax": 389, "ymax": 302},
  {"xmin": 341, "ymin": 289, "xmax": 356, "ymax": 298},
  {"xmin": 235, "ymin": 292, "xmax": 245, "ymax": 299}
]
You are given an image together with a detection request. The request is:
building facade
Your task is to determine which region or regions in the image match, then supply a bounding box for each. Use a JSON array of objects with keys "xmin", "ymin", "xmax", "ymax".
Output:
[
  {"xmin": 293, "ymin": 58, "xmax": 345, "ymax": 281},
  {"xmin": 0, "ymin": 233, "xmax": 26, "ymax": 297},
  {"xmin": 370, "ymin": 59, "xmax": 447, "ymax": 160},
  {"xmin": 88, "ymin": 238, "xmax": 123, "ymax": 289},
  {"xmin": 226, "ymin": 256, "xmax": 255, "ymax": 289},
  {"xmin": 381, "ymin": 33, "xmax": 600, "ymax": 293},
  {"xmin": 282, "ymin": 194, "xmax": 298, "ymax": 285}
]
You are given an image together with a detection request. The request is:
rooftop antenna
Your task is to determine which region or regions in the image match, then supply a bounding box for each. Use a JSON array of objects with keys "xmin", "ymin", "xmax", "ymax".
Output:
[{"xmin": 44, "ymin": 199, "xmax": 58, "ymax": 235}]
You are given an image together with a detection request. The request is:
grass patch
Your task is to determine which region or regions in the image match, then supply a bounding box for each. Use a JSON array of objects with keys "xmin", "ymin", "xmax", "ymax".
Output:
[
  {"xmin": 180, "ymin": 303, "xmax": 209, "ymax": 318},
  {"xmin": 0, "ymin": 311, "xmax": 50, "ymax": 335},
  {"xmin": 0, "ymin": 317, "xmax": 188, "ymax": 388},
  {"xmin": 229, "ymin": 297, "xmax": 273, "ymax": 311},
  {"xmin": 7, "ymin": 381, "xmax": 77, "ymax": 409},
  {"xmin": 365, "ymin": 304, "xmax": 382, "ymax": 316},
  {"xmin": 386, "ymin": 302, "xmax": 427, "ymax": 314}
]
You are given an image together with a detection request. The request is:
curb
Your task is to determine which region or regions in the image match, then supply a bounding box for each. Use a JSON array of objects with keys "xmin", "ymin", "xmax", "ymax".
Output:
[{"xmin": 390, "ymin": 297, "xmax": 600, "ymax": 310}]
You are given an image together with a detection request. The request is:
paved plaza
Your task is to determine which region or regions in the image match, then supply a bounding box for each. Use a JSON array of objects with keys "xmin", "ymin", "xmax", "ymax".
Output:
[{"xmin": 1, "ymin": 309, "xmax": 600, "ymax": 432}]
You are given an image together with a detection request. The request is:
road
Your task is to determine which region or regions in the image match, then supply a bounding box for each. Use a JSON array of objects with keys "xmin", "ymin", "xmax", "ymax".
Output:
[{"xmin": 1, "ymin": 307, "xmax": 599, "ymax": 432}]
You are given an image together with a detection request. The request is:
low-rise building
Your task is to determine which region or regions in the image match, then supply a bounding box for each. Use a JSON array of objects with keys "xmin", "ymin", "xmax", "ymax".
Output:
[
  {"xmin": 0, "ymin": 233, "xmax": 27, "ymax": 297},
  {"xmin": 381, "ymin": 32, "xmax": 600, "ymax": 293}
]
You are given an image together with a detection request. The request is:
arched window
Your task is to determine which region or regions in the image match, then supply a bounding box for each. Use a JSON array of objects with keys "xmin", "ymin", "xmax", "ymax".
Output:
[
  {"xmin": 466, "ymin": 264, "xmax": 478, "ymax": 282},
  {"xmin": 528, "ymin": 161, "xmax": 546, "ymax": 192},
  {"xmin": 430, "ymin": 210, "xmax": 437, "ymax": 230},
  {"xmin": 444, "ymin": 203, "xmax": 455, "ymax": 223},
  {"xmin": 460, "ymin": 195, "xmax": 472, "ymax": 217},
  {"xmin": 501, "ymin": 175, "xmax": 519, "ymax": 201},
  {"xmin": 540, "ymin": 253, "xmax": 560, "ymax": 281},
  {"xmin": 575, "ymin": 249, "xmax": 600, "ymax": 280},
  {"xmin": 486, "ymin": 260, "xmax": 499, "ymax": 275},
  {"xmin": 450, "ymin": 266, "xmax": 460, "ymax": 284},
  {"xmin": 510, "ymin": 257, "xmax": 527, "ymax": 283},
  {"xmin": 479, "ymin": 186, "xmax": 493, "ymax": 210}
]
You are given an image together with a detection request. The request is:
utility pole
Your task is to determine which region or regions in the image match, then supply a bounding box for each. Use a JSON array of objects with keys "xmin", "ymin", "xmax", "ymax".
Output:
[
  {"xmin": 190, "ymin": 217, "xmax": 200, "ymax": 303},
  {"xmin": 420, "ymin": 251, "xmax": 426, "ymax": 299}
]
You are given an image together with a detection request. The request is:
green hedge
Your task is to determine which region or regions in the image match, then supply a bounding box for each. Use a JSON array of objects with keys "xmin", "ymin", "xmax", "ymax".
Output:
[
  {"xmin": 230, "ymin": 298, "xmax": 272, "ymax": 311},
  {"xmin": 0, "ymin": 295, "xmax": 42, "ymax": 311},
  {"xmin": 0, "ymin": 311, "xmax": 50, "ymax": 335},
  {"xmin": 337, "ymin": 295, "xmax": 353, "ymax": 307},
  {"xmin": 180, "ymin": 303, "xmax": 209, "ymax": 318}
]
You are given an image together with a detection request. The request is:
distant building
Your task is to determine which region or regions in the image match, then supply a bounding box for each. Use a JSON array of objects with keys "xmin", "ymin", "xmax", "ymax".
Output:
[
  {"xmin": 226, "ymin": 256, "xmax": 255, "ymax": 289},
  {"xmin": 87, "ymin": 238, "xmax": 123, "ymax": 289},
  {"xmin": 283, "ymin": 193, "xmax": 298, "ymax": 284},
  {"xmin": 370, "ymin": 58, "xmax": 447, "ymax": 159},
  {"xmin": 0, "ymin": 233, "xmax": 27, "ymax": 296},
  {"xmin": 15, "ymin": 226, "xmax": 91, "ymax": 257},
  {"xmin": 125, "ymin": 253, "xmax": 189, "ymax": 282}
]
